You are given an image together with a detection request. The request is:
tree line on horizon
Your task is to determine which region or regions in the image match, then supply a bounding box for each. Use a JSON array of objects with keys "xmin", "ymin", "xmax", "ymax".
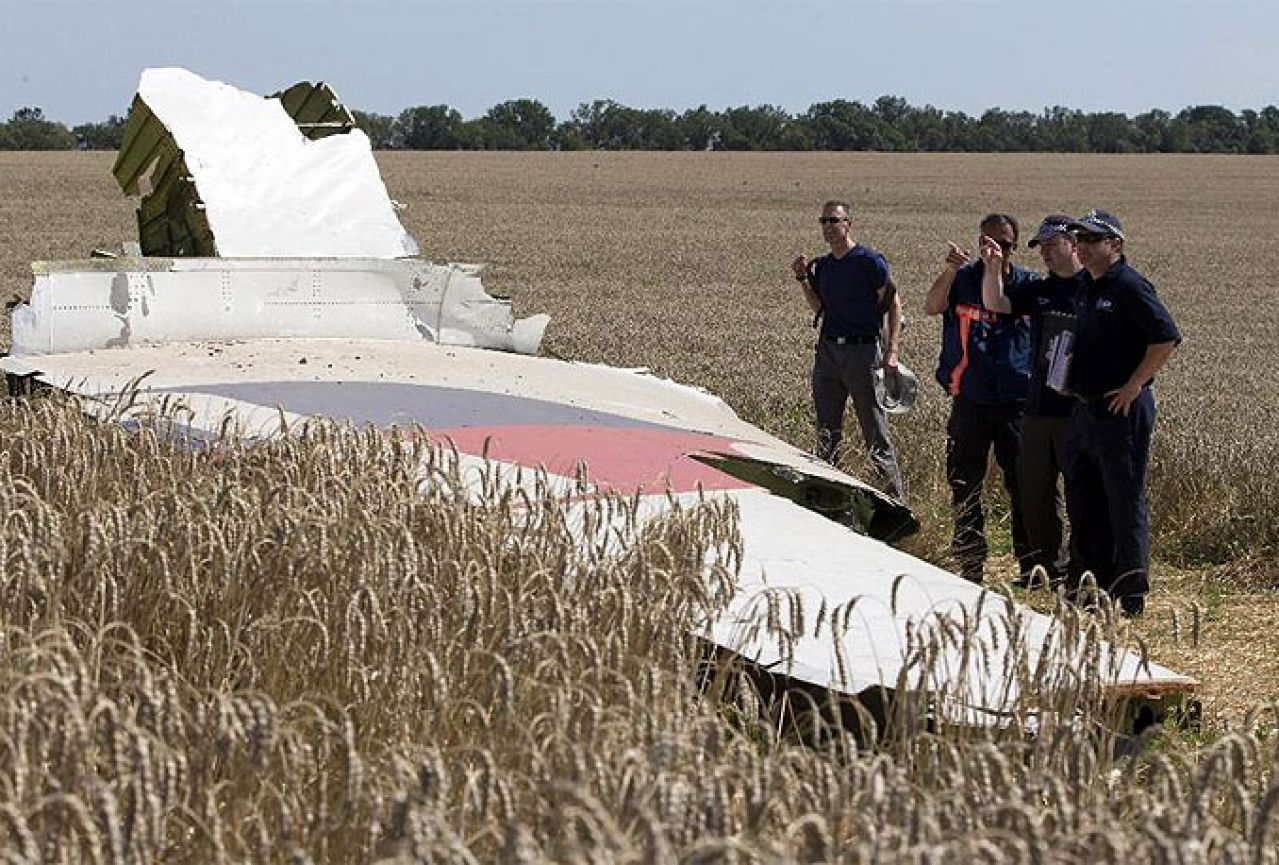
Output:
[{"xmin": 4, "ymin": 96, "xmax": 1279, "ymax": 154}]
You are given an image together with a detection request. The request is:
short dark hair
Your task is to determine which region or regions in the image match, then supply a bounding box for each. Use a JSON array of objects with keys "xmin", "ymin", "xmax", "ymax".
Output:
[
  {"xmin": 980, "ymin": 213, "xmax": 1019, "ymax": 242},
  {"xmin": 822, "ymin": 200, "xmax": 851, "ymax": 215}
]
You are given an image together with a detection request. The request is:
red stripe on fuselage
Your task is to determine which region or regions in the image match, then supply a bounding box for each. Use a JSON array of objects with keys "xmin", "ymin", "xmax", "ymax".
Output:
[{"xmin": 424, "ymin": 425, "xmax": 754, "ymax": 494}]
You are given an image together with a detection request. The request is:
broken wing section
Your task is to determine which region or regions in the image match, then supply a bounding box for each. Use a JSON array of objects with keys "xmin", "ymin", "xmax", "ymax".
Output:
[
  {"xmin": 113, "ymin": 92, "xmax": 217, "ymax": 256},
  {"xmin": 10, "ymin": 258, "xmax": 548, "ymax": 356},
  {"xmin": 111, "ymin": 68, "xmax": 417, "ymax": 259}
]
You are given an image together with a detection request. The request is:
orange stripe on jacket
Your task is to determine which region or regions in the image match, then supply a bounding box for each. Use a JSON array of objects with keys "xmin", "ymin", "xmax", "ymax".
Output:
[{"xmin": 947, "ymin": 304, "xmax": 998, "ymax": 396}]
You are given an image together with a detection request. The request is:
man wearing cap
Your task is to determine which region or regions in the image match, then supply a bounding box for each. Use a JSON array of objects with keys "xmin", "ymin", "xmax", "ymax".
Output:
[
  {"xmin": 979, "ymin": 215, "xmax": 1087, "ymax": 586},
  {"xmin": 924, "ymin": 214, "xmax": 1036, "ymax": 583},
  {"xmin": 1060, "ymin": 209, "xmax": 1180, "ymax": 617},
  {"xmin": 791, "ymin": 200, "xmax": 906, "ymax": 501}
]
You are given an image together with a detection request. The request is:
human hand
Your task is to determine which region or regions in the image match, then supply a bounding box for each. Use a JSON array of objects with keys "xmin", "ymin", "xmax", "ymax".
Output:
[
  {"xmin": 1105, "ymin": 381, "xmax": 1142, "ymax": 416},
  {"xmin": 978, "ymin": 234, "xmax": 1004, "ymax": 268},
  {"xmin": 792, "ymin": 255, "xmax": 810, "ymax": 283},
  {"xmin": 945, "ymin": 242, "xmax": 969, "ymax": 270}
]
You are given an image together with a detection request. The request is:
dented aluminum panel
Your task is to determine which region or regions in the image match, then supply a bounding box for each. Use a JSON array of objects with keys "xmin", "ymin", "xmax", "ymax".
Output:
[{"xmin": 12, "ymin": 257, "xmax": 548, "ymax": 357}]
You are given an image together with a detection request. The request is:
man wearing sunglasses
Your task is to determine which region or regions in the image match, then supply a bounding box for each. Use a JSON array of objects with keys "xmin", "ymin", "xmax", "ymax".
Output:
[
  {"xmin": 923, "ymin": 214, "xmax": 1036, "ymax": 583},
  {"xmin": 977, "ymin": 215, "xmax": 1087, "ymax": 588},
  {"xmin": 1060, "ymin": 210, "xmax": 1180, "ymax": 617},
  {"xmin": 791, "ymin": 200, "xmax": 905, "ymax": 501}
]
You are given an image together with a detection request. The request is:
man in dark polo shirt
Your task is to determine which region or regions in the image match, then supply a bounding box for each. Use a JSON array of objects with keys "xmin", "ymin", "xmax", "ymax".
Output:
[
  {"xmin": 924, "ymin": 214, "xmax": 1035, "ymax": 583},
  {"xmin": 979, "ymin": 215, "xmax": 1087, "ymax": 586},
  {"xmin": 1062, "ymin": 209, "xmax": 1180, "ymax": 617},
  {"xmin": 791, "ymin": 200, "xmax": 905, "ymax": 501}
]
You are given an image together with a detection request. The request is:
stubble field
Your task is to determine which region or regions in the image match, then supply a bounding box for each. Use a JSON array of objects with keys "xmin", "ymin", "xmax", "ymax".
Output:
[
  {"xmin": 3, "ymin": 150, "xmax": 1274, "ymax": 710},
  {"xmin": 1, "ymin": 151, "xmax": 1278, "ymax": 862}
]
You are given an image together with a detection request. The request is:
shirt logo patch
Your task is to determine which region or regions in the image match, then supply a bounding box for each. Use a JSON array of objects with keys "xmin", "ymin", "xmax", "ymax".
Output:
[{"xmin": 1095, "ymin": 298, "xmax": 1113, "ymax": 311}]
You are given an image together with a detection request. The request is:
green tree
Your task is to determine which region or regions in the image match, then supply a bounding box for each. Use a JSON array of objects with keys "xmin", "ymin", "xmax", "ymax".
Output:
[
  {"xmin": 1177, "ymin": 105, "xmax": 1247, "ymax": 153},
  {"xmin": 71, "ymin": 114, "xmax": 127, "ymax": 150},
  {"xmin": 1242, "ymin": 106, "xmax": 1279, "ymax": 154},
  {"xmin": 802, "ymin": 100, "xmax": 895, "ymax": 151},
  {"xmin": 717, "ymin": 105, "xmax": 792, "ymax": 150},
  {"xmin": 1086, "ymin": 111, "xmax": 1143, "ymax": 153},
  {"xmin": 0, "ymin": 107, "xmax": 75, "ymax": 150},
  {"xmin": 1037, "ymin": 106, "xmax": 1089, "ymax": 152},
  {"xmin": 352, "ymin": 110, "xmax": 397, "ymax": 149},
  {"xmin": 870, "ymin": 96, "xmax": 915, "ymax": 150},
  {"xmin": 479, "ymin": 99, "xmax": 555, "ymax": 150},
  {"xmin": 1133, "ymin": 109, "xmax": 1173, "ymax": 151},
  {"xmin": 396, "ymin": 104, "xmax": 465, "ymax": 149},
  {"xmin": 677, "ymin": 105, "xmax": 721, "ymax": 151},
  {"xmin": 561, "ymin": 100, "xmax": 681, "ymax": 150}
]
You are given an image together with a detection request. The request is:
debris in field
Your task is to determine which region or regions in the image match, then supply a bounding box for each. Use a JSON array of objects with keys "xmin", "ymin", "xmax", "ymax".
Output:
[{"xmin": 114, "ymin": 68, "xmax": 419, "ymax": 259}]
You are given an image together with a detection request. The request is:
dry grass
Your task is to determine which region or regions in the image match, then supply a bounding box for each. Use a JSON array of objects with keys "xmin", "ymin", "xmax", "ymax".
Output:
[
  {"xmin": 1, "ymin": 396, "xmax": 1277, "ymax": 863},
  {"xmin": 2, "ymin": 151, "xmax": 1278, "ymax": 713},
  {"xmin": 2, "ymin": 152, "xmax": 1279, "ymax": 859},
  {"xmin": 6, "ymin": 151, "xmax": 1274, "ymax": 560}
]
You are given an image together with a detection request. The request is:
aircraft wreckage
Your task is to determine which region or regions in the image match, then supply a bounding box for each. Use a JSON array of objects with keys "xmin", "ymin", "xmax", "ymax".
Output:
[{"xmin": 2, "ymin": 68, "xmax": 1196, "ymax": 732}]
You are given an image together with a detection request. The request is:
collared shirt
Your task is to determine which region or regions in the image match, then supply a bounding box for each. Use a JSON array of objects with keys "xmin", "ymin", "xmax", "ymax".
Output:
[
  {"xmin": 1006, "ymin": 270, "xmax": 1086, "ymax": 417},
  {"xmin": 934, "ymin": 260, "xmax": 1036, "ymax": 405},
  {"xmin": 814, "ymin": 244, "xmax": 890, "ymax": 339},
  {"xmin": 1069, "ymin": 256, "xmax": 1181, "ymax": 398}
]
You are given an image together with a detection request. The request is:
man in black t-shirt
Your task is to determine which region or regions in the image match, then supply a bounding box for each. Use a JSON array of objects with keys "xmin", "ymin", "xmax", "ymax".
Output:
[
  {"xmin": 980, "ymin": 215, "xmax": 1085, "ymax": 586},
  {"xmin": 791, "ymin": 200, "xmax": 905, "ymax": 501}
]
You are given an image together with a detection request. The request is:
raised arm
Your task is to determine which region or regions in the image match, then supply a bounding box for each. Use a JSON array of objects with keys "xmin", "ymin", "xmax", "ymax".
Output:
[
  {"xmin": 978, "ymin": 235, "xmax": 1013, "ymax": 314},
  {"xmin": 924, "ymin": 242, "xmax": 969, "ymax": 315}
]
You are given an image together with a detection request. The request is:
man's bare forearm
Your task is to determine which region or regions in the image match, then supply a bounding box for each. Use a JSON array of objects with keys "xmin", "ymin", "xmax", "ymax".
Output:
[
  {"xmin": 1126, "ymin": 341, "xmax": 1177, "ymax": 390},
  {"xmin": 924, "ymin": 268, "xmax": 956, "ymax": 315},
  {"xmin": 884, "ymin": 291, "xmax": 902, "ymax": 360},
  {"xmin": 980, "ymin": 252, "xmax": 1012, "ymax": 313},
  {"xmin": 800, "ymin": 280, "xmax": 822, "ymax": 315}
]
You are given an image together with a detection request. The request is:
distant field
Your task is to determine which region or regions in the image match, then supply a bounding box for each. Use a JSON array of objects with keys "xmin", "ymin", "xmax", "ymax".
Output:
[
  {"xmin": 3, "ymin": 150, "xmax": 1279, "ymax": 861},
  {"xmin": 2, "ymin": 150, "xmax": 1277, "ymax": 717}
]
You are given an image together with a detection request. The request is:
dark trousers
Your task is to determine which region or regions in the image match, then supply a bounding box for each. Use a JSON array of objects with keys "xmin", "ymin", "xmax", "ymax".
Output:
[
  {"xmin": 811, "ymin": 340, "xmax": 905, "ymax": 501},
  {"xmin": 1062, "ymin": 388, "xmax": 1155, "ymax": 601},
  {"xmin": 1018, "ymin": 414, "xmax": 1073, "ymax": 580},
  {"xmin": 945, "ymin": 397, "xmax": 1031, "ymax": 580}
]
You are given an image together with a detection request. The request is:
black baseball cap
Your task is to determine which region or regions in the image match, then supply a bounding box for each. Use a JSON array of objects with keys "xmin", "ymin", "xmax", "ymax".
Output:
[
  {"xmin": 1067, "ymin": 209, "xmax": 1126, "ymax": 240},
  {"xmin": 1027, "ymin": 214, "xmax": 1075, "ymax": 248}
]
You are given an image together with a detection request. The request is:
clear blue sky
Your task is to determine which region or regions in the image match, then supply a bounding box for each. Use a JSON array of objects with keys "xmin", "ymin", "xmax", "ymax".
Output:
[{"xmin": 5, "ymin": 0, "xmax": 1277, "ymax": 124}]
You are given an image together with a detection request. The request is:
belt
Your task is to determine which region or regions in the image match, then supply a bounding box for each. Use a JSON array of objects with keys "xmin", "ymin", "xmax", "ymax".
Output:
[{"xmin": 822, "ymin": 334, "xmax": 878, "ymax": 345}]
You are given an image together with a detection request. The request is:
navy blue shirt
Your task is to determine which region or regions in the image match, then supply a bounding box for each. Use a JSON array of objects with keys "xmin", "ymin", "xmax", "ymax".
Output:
[
  {"xmin": 1006, "ymin": 270, "xmax": 1086, "ymax": 417},
  {"xmin": 1069, "ymin": 257, "xmax": 1181, "ymax": 398},
  {"xmin": 814, "ymin": 244, "xmax": 890, "ymax": 339},
  {"xmin": 935, "ymin": 261, "xmax": 1036, "ymax": 405}
]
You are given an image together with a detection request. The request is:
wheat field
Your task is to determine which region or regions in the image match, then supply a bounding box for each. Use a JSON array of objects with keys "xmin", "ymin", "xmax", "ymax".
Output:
[{"xmin": 1, "ymin": 151, "xmax": 1278, "ymax": 862}]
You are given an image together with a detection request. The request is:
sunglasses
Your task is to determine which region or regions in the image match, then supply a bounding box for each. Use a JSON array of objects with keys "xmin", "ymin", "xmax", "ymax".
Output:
[
  {"xmin": 818, "ymin": 216, "xmax": 848, "ymax": 225},
  {"xmin": 983, "ymin": 235, "xmax": 1015, "ymax": 252},
  {"xmin": 1074, "ymin": 232, "xmax": 1114, "ymax": 244}
]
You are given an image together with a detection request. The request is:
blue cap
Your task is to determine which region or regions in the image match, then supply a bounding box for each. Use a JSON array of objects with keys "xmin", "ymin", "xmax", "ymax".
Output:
[
  {"xmin": 1027, "ymin": 214, "xmax": 1075, "ymax": 248},
  {"xmin": 1068, "ymin": 209, "xmax": 1126, "ymax": 240}
]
